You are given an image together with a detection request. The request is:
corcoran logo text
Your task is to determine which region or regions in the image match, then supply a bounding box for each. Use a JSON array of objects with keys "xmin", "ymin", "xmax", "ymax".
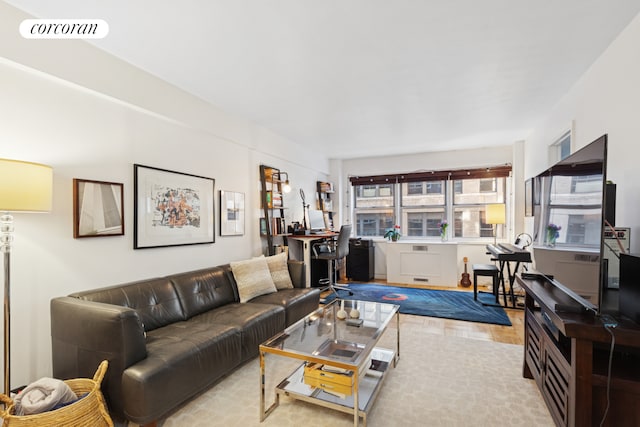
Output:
[{"xmin": 20, "ymin": 19, "xmax": 109, "ymax": 39}]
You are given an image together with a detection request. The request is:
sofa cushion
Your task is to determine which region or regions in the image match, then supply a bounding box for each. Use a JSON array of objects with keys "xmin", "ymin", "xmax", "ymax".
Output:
[
  {"xmin": 169, "ymin": 266, "xmax": 237, "ymax": 318},
  {"xmin": 265, "ymin": 252, "xmax": 294, "ymax": 290},
  {"xmin": 121, "ymin": 321, "xmax": 242, "ymax": 423},
  {"xmin": 70, "ymin": 278, "xmax": 185, "ymax": 331},
  {"xmin": 249, "ymin": 288, "xmax": 321, "ymax": 327},
  {"xmin": 230, "ymin": 257, "xmax": 277, "ymax": 303},
  {"xmin": 191, "ymin": 302, "xmax": 285, "ymax": 361}
]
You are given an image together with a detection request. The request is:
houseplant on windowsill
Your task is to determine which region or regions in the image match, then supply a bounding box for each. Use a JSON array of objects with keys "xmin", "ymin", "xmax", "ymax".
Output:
[
  {"xmin": 438, "ymin": 220, "xmax": 448, "ymax": 241},
  {"xmin": 546, "ymin": 223, "xmax": 561, "ymax": 247},
  {"xmin": 384, "ymin": 225, "xmax": 401, "ymax": 242}
]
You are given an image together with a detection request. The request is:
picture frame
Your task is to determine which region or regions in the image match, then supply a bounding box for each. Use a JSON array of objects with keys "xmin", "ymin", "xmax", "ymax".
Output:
[
  {"xmin": 220, "ymin": 190, "xmax": 245, "ymax": 236},
  {"xmin": 134, "ymin": 164, "xmax": 215, "ymax": 249},
  {"xmin": 524, "ymin": 178, "xmax": 533, "ymax": 217},
  {"xmin": 73, "ymin": 178, "xmax": 124, "ymax": 238}
]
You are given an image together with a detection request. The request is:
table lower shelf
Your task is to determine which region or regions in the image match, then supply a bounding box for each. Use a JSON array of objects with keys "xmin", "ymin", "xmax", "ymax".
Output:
[{"xmin": 275, "ymin": 348, "xmax": 395, "ymax": 421}]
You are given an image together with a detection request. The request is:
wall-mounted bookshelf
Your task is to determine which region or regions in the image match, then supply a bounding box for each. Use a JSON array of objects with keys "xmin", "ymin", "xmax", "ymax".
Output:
[
  {"xmin": 316, "ymin": 181, "xmax": 334, "ymax": 230},
  {"xmin": 260, "ymin": 165, "xmax": 288, "ymax": 255}
]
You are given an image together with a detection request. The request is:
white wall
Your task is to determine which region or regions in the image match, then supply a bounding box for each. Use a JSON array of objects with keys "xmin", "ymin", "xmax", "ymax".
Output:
[
  {"xmin": 0, "ymin": 3, "xmax": 330, "ymax": 387},
  {"xmin": 523, "ymin": 12, "xmax": 640, "ymax": 252}
]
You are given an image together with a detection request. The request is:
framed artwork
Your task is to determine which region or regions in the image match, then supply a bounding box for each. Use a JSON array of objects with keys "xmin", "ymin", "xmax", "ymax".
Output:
[
  {"xmin": 524, "ymin": 178, "xmax": 533, "ymax": 217},
  {"xmin": 73, "ymin": 179, "xmax": 124, "ymax": 238},
  {"xmin": 134, "ymin": 164, "xmax": 215, "ymax": 249},
  {"xmin": 220, "ymin": 190, "xmax": 245, "ymax": 236}
]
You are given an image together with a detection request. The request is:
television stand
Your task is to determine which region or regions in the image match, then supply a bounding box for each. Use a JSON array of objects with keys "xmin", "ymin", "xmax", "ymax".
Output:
[{"xmin": 516, "ymin": 274, "xmax": 640, "ymax": 426}]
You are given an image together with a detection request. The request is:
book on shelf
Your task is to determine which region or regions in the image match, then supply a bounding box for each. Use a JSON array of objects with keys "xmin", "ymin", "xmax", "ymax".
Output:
[
  {"xmin": 369, "ymin": 359, "xmax": 389, "ymax": 372},
  {"xmin": 266, "ymin": 191, "xmax": 282, "ymax": 208},
  {"xmin": 271, "ymin": 217, "xmax": 285, "ymax": 235}
]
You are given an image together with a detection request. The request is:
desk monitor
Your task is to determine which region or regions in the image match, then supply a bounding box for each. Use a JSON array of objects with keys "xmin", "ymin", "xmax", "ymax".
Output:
[{"xmin": 308, "ymin": 209, "xmax": 326, "ymax": 231}]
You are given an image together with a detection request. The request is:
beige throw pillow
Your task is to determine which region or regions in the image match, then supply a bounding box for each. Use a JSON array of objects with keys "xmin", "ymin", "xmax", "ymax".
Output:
[
  {"xmin": 231, "ymin": 257, "xmax": 277, "ymax": 303},
  {"xmin": 265, "ymin": 252, "xmax": 294, "ymax": 290}
]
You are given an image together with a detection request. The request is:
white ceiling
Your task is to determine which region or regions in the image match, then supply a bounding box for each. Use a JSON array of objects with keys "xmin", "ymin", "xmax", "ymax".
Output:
[{"xmin": 7, "ymin": 1, "xmax": 640, "ymax": 159}]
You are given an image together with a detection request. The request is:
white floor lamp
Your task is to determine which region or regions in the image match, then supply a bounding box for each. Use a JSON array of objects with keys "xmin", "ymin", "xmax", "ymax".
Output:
[{"xmin": 0, "ymin": 158, "xmax": 53, "ymax": 396}]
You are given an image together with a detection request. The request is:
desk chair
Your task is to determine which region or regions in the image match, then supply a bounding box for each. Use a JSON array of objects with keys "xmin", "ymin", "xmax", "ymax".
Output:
[{"xmin": 312, "ymin": 224, "xmax": 353, "ymax": 297}]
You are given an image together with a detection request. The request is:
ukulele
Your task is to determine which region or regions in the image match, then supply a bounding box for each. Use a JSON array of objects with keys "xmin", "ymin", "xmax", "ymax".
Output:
[{"xmin": 461, "ymin": 257, "xmax": 472, "ymax": 288}]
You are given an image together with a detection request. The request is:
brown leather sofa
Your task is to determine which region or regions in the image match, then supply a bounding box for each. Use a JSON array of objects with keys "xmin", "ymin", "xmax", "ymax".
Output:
[{"xmin": 50, "ymin": 260, "xmax": 320, "ymax": 425}]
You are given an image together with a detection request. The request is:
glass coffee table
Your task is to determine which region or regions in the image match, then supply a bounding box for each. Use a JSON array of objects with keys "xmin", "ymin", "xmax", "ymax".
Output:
[{"xmin": 259, "ymin": 299, "xmax": 400, "ymax": 427}]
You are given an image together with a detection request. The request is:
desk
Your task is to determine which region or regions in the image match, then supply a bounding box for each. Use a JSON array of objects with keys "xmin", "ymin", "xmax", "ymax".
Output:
[
  {"xmin": 517, "ymin": 274, "xmax": 640, "ymax": 426},
  {"xmin": 288, "ymin": 232, "xmax": 337, "ymax": 287}
]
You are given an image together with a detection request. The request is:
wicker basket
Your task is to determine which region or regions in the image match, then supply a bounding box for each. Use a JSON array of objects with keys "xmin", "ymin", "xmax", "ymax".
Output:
[{"xmin": 0, "ymin": 360, "xmax": 113, "ymax": 427}]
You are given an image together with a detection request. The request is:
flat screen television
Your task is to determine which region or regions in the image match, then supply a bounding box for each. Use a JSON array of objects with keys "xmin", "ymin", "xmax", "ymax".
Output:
[{"xmin": 531, "ymin": 134, "xmax": 611, "ymax": 314}]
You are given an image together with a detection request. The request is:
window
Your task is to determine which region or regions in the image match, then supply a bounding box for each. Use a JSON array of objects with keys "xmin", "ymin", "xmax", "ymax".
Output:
[
  {"xmin": 452, "ymin": 178, "xmax": 506, "ymax": 239},
  {"xmin": 549, "ymin": 131, "xmax": 571, "ymax": 164},
  {"xmin": 400, "ymin": 180, "xmax": 446, "ymax": 237},
  {"xmin": 354, "ymin": 184, "xmax": 394, "ymax": 236},
  {"xmin": 349, "ymin": 166, "xmax": 511, "ymax": 240}
]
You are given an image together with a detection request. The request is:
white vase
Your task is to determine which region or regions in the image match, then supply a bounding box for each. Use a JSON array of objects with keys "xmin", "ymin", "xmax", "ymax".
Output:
[{"xmin": 337, "ymin": 300, "xmax": 347, "ymax": 320}]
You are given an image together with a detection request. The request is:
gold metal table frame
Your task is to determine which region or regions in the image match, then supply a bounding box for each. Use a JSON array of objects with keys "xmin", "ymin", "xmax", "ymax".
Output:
[{"xmin": 259, "ymin": 299, "xmax": 400, "ymax": 426}]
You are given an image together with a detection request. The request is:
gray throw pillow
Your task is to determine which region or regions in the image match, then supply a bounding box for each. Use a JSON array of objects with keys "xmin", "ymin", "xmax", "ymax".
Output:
[
  {"xmin": 265, "ymin": 252, "xmax": 294, "ymax": 290},
  {"xmin": 231, "ymin": 257, "xmax": 277, "ymax": 303}
]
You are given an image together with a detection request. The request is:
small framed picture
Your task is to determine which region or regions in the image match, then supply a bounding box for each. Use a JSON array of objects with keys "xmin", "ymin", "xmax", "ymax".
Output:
[
  {"xmin": 73, "ymin": 179, "xmax": 124, "ymax": 238},
  {"xmin": 220, "ymin": 190, "xmax": 245, "ymax": 236}
]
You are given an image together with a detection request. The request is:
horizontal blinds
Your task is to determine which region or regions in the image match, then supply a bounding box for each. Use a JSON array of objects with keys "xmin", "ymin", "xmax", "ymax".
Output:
[{"xmin": 349, "ymin": 165, "xmax": 511, "ymax": 185}]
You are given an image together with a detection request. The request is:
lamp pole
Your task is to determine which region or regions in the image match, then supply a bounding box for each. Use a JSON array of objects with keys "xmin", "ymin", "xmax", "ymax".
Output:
[{"xmin": 1, "ymin": 214, "xmax": 12, "ymax": 395}]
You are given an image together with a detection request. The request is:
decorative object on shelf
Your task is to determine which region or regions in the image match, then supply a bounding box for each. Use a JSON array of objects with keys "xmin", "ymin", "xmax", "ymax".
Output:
[
  {"xmin": 0, "ymin": 158, "xmax": 53, "ymax": 396},
  {"xmin": 546, "ymin": 223, "xmax": 561, "ymax": 247},
  {"xmin": 485, "ymin": 203, "xmax": 506, "ymax": 245},
  {"xmin": 438, "ymin": 220, "xmax": 448, "ymax": 241},
  {"xmin": 73, "ymin": 179, "xmax": 124, "ymax": 238},
  {"xmin": 349, "ymin": 301, "xmax": 360, "ymax": 319},
  {"xmin": 133, "ymin": 164, "xmax": 215, "ymax": 249},
  {"xmin": 384, "ymin": 225, "xmax": 401, "ymax": 242},
  {"xmin": 336, "ymin": 300, "xmax": 347, "ymax": 320},
  {"xmin": 219, "ymin": 190, "xmax": 245, "ymax": 236}
]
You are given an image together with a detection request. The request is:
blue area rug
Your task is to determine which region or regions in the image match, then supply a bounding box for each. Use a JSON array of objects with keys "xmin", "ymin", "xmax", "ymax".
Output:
[{"xmin": 323, "ymin": 283, "xmax": 512, "ymax": 326}]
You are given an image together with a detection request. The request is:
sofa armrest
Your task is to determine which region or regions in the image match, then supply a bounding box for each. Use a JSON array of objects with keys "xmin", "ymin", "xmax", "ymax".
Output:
[
  {"xmin": 51, "ymin": 296, "xmax": 147, "ymax": 420},
  {"xmin": 287, "ymin": 260, "xmax": 306, "ymax": 288}
]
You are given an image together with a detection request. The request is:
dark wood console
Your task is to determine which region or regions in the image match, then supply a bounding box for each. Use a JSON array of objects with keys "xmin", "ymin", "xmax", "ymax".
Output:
[{"xmin": 517, "ymin": 274, "xmax": 640, "ymax": 427}]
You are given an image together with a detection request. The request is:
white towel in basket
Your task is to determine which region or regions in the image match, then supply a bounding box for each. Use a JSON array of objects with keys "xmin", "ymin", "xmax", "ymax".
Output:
[{"xmin": 14, "ymin": 377, "xmax": 77, "ymax": 416}]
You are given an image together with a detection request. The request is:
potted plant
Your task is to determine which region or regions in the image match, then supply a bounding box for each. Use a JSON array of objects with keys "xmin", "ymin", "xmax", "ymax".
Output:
[
  {"xmin": 384, "ymin": 225, "xmax": 401, "ymax": 241},
  {"xmin": 546, "ymin": 223, "xmax": 561, "ymax": 247},
  {"xmin": 438, "ymin": 220, "xmax": 448, "ymax": 241}
]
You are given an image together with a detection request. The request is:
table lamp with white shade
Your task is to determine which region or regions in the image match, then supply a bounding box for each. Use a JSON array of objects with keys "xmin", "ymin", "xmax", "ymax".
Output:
[
  {"xmin": 0, "ymin": 158, "xmax": 53, "ymax": 395},
  {"xmin": 486, "ymin": 203, "xmax": 505, "ymax": 245}
]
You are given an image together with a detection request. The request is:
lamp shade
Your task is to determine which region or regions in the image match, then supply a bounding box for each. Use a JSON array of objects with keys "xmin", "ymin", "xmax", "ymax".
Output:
[
  {"xmin": 0, "ymin": 158, "xmax": 53, "ymax": 212},
  {"xmin": 485, "ymin": 203, "xmax": 505, "ymax": 225}
]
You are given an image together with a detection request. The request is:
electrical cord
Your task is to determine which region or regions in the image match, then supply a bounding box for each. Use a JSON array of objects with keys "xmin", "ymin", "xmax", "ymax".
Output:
[{"xmin": 599, "ymin": 325, "xmax": 616, "ymax": 427}]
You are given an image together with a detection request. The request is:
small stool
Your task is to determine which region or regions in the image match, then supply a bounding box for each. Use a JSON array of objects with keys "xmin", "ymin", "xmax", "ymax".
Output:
[{"xmin": 472, "ymin": 264, "xmax": 500, "ymax": 304}]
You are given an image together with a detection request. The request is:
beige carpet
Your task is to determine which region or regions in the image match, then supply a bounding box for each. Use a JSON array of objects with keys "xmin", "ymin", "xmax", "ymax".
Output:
[{"xmin": 152, "ymin": 314, "xmax": 553, "ymax": 427}]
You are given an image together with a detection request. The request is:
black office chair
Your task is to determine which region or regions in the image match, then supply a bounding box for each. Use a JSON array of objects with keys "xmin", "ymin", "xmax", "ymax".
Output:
[{"xmin": 312, "ymin": 224, "xmax": 353, "ymax": 297}]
